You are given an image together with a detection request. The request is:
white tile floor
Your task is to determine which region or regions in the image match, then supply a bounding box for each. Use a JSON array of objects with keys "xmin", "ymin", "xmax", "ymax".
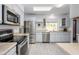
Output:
[{"xmin": 29, "ymin": 43, "xmax": 69, "ymax": 55}]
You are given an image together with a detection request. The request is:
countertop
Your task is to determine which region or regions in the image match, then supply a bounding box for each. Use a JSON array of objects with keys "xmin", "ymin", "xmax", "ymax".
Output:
[
  {"xmin": 57, "ymin": 43, "xmax": 79, "ymax": 55},
  {"xmin": 76, "ymin": 34, "xmax": 79, "ymax": 36},
  {"xmin": 13, "ymin": 33, "xmax": 29, "ymax": 36},
  {"xmin": 36, "ymin": 31, "xmax": 71, "ymax": 33},
  {"xmin": 0, "ymin": 42, "xmax": 17, "ymax": 55}
]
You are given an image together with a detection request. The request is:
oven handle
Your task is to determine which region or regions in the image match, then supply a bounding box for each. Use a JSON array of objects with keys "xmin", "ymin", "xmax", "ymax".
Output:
[{"xmin": 19, "ymin": 39, "xmax": 28, "ymax": 48}]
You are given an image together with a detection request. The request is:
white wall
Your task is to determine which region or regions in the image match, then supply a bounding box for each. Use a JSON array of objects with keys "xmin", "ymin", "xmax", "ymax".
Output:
[
  {"xmin": 0, "ymin": 4, "xmax": 24, "ymax": 33},
  {"xmin": 70, "ymin": 4, "xmax": 79, "ymax": 18},
  {"xmin": 70, "ymin": 4, "xmax": 79, "ymax": 42},
  {"xmin": 24, "ymin": 14, "xmax": 70, "ymax": 31},
  {"xmin": 0, "ymin": 4, "xmax": 2, "ymax": 23},
  {"xmin": 70, "ymin": 5, "xmax": 79, "ymax": 34}
]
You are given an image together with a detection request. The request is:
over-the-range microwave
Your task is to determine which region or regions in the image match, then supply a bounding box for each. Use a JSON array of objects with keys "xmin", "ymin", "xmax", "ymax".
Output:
[{"xmin": 2, "ymin": 5, "xmax": 20, "ymax": 25}]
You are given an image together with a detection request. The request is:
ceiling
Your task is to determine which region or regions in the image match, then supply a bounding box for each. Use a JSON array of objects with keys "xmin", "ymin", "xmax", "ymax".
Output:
[{"xmin": 24, "ymin": 4, "xmax": 70, "ymax": 15}]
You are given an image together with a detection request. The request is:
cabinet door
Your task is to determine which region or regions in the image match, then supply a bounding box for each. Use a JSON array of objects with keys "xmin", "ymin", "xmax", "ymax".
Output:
[
  {"xmin": 50, "ymin": 32, "xmax": 55, "ymax": 42},
  {"xmin": 50, "ymin": 32, "xmax": 61, "ymax": 42},
  {"xmin": 6, "ymin": 47, "xmax": 16, "ymax": 55},
  {"xmin": 36, "ymin": 32, "xmax": 42, "ymax": 43},
  {"xmin": 50, "ymin": 32, "xmax": 70, "ymax": 43}
]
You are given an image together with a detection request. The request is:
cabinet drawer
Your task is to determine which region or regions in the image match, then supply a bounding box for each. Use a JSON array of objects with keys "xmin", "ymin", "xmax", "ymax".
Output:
[{"xmin": 6, "ymin": 47, "xmax": 16, "ymax": 55}]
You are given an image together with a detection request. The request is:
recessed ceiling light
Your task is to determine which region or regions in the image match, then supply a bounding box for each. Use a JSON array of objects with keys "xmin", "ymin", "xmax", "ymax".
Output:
[
  {"xmin": 55, "ymin": 4, "xmax": 64, "ymax": 8},
  {"xmin": 33, "ymin": 6, "xmax": 52, "ymax": 11}
]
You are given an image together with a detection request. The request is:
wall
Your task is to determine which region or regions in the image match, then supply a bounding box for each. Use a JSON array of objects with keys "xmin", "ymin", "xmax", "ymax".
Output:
[
  {"xmin": 0, "ymin": 4, "xmax": 2, "ymax": 23},
  {"xmin": 0, "ymin": 4, "xmax": 24, "ymax": 33},
  {"xmin": 70, "ymin": 4, "xmax": 79, "ymax": 42},
  {"xmin": 24, "ymin": 14, "xmax": 70, "ymax": 31},
  {"xmin": 70, "ymin": 4, "xmax": 79, "ymax": 32},
  {"xmin": 70, "ymin": 4, "xmax": 79, "ymax": 18},
  {"xmin": 24, "ymin": 14, "xmax": 71, "ymax": 43}
]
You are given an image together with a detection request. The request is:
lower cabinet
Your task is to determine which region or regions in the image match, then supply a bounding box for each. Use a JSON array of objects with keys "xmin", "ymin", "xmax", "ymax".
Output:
[
  {"xmin": 36, "ymin": 32, "xmax": 71, "ymax": 43},
  {"xmin": 36, "ymin": 32, "xmax": 42, "ymax": 43},
  {"xmin": 6, "ymin": 46, "xmax": 16, "ymax": 55},
  {"xmin": 50, "ymin": 32, "xmax": 71, "ymax": 43}
]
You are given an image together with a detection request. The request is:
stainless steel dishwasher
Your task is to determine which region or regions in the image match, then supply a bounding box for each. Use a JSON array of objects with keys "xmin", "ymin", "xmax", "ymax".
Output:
[{"xmin": 42, "ymin": 32, "xmax": 50, "ymax": 43}]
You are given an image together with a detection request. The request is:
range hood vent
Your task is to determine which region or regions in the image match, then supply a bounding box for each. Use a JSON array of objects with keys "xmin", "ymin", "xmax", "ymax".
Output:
[{"xmin": 43, "ymin": 18, "xmax": 46, "ymax": 27}]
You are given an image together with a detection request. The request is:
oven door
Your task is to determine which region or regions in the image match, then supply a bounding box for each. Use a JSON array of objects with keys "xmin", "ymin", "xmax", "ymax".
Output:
[{"xmin": 18, "ymin": 38, "xmax": 29, "ymax": 55}]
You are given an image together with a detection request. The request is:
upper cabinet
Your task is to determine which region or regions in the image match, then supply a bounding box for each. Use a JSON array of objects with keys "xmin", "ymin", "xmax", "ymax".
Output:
[
  {"xmin": 59, "ymin": 15, "xmax": 70, "ymax": 28},
  {"xmin": 59, "ymin": 18, "xmax": 66, "ymax": 28},
  {"xmin": 61, "ymin": 18, "xmax": 66, "ymax": 27}
]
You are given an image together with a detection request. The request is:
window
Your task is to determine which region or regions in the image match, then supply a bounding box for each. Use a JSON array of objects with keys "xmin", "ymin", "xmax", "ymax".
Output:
[{"xmin": 46, "ymin": 23, "xmax": 58, "ymax": 31}]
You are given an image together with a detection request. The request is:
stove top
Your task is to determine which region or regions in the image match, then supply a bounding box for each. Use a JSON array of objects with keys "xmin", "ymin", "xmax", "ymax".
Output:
[{"xmin": 10, "ymin": 36, "xmax": 27, "ymax": 44}]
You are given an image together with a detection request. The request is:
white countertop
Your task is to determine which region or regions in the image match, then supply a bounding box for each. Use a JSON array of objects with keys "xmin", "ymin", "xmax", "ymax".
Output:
[
  {"xmin": 0, "ymin": 42, "xmax": 17, "ymax": 55},
  {"xmin": 76, "ymin": 34, "xmax": 79, "ymax": 36},
  {"xmin": 36, "ymin": 31, "xmax": 71, "ymax": 33},
  {"xmin": 57, "ymin": 43, "xmax": 79, "ymax": 55},
  {"xmin": 13, "ymin": 33, "xmax": 29, "ymax": 36}
]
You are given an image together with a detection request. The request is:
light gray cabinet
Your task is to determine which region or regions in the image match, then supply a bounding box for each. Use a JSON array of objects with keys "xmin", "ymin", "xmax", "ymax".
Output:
[
  {"xmin": 59, "ymin": 17, "xmax": 70, "ymax": 28},
  {"xmin": 50, "ymin": 32, "xmax": 71, "ymax": 43},
  {"xmin": 36, "ymin": 32, "xmax": 42, "ymax": 43}
]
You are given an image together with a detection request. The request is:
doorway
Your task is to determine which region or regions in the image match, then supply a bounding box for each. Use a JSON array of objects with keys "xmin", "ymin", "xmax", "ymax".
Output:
[
  {"xmin": 73, "ymin": 17, "xmax": 79, "ymax": 43},
  {"xmin": 73, "ymin": 20, "xmax": 77, "ymax": 42}
]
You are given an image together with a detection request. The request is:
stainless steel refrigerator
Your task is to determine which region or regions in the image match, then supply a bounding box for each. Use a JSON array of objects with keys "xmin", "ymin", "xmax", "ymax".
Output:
[
  {"xmin": 42, "ymin": 18, "xmax": 50, "ymax": 43},
  {"xmin": 24, "ymin": 21, "xmax": 36, "ymax": 44}
]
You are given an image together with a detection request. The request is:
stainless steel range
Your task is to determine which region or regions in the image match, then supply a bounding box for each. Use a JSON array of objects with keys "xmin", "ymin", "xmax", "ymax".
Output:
[
  {"xmin": 13, "ymin": 36, "xmax": 29, "ymax": 55},
  {"xmin": 0, "ymin": 29, "xmax": 29, "ymax": 55}
]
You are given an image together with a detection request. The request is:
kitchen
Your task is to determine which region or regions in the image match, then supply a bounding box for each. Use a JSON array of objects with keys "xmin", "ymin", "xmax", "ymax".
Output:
[
  {"xmin": 0, "ymin": 4, "xmax": 79, "ymax": 55},
  {"xmin": 24, "ymin": 4, "xmax": 71, "ymax": 43},
  {"xmin": 0, "ymin": 4, "xmax": 29, "ymax": 55}
]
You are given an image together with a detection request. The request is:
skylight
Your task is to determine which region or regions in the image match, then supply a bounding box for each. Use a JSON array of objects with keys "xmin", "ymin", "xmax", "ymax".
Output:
[
  {"xmin": 55, "ymin": 4, "xmax": 64, "ymax": 8},
  {"xmin": 33, "ymin": 6, "xmax": 52, "ymax": 11}
]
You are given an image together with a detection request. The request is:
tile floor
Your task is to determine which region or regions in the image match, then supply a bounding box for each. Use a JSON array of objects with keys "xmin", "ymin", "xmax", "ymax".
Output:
[{"xmin": 29, "ymin": 43, "xmax": 69, "ymax": 55}]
